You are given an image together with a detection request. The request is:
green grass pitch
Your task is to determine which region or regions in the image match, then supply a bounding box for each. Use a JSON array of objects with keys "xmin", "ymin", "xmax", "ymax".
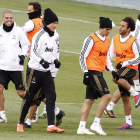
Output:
[{"xmin": 0, "ymin": 0, "xmax": 140, "ymax": 140}]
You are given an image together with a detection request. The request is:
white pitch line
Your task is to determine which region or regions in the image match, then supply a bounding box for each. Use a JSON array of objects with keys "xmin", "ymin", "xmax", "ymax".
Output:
[
  {"xmin": 0, "ymin": 7, "xmax": 115, "ymax": 60},
  {"xmin": 0, "ymin": 7, "xmax": 119, "ymax": 28}
]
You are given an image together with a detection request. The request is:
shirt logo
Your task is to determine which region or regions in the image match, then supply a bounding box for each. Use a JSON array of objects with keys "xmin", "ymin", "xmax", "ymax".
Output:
[
  {"xmin": 99, "ymin": 51, "xmax": 107, "ymax": 56},
  {"xmin": 45, "ymin": 47, "xmax": 53, "ymax": 52},
  {"xmin": 12, "ymin": 34, "xmax": 16, "ymax": 39},
  {"xmin": 116, "ymin": 52, "xmax": 126, "ymax": 58}
]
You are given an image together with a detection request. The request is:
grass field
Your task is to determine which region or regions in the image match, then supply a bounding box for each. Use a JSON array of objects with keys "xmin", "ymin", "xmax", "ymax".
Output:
[{"xmin": 0, "ymin": 0, "xmax": 140, "ymax": 140}]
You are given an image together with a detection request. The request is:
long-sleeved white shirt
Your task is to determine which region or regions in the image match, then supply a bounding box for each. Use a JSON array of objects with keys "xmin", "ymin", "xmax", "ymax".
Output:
[
  {"xmin": 28, "ymin": 29, "xmax": 57, "ymax": 72},
  {"xmin": 79, "ymin": 31, "xmax": 106, "ymax": 73},
  {"xmin": 106, "ymin": 34, "xmax": 140, "ymax": 71},
  {"xmin": 21, "ymin": 20, "xmax": 34, "ymax": 33},
  {"xmin": 0, "ymin": 22, "xmax": 30, "ymax": 71},
  {"xmin": 50, "ymin": 32, "xmax": 60, "ymax": 77},
  {"xmin": 131, "ymin": 19, "xmax": 140, "ymax": 42}
]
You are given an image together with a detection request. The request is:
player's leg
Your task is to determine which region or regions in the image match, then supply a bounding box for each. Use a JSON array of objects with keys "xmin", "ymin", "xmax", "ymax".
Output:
[{"xmin": 104, "ymin": 89, "xmax": 120, "ymax": 118}]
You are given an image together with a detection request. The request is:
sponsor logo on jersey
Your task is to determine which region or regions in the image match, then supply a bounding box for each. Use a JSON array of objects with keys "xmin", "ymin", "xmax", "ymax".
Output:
[
  {"xmin": 116, "ymin": 52, "xmax": 126, "ymax": 58},
  {"xmin": 45, "ymin": 47, "xmax": 53, "ymax": 52},
  {"xmin": 99, "ymin": 51, "xmax": 107, "ymax": 56}
]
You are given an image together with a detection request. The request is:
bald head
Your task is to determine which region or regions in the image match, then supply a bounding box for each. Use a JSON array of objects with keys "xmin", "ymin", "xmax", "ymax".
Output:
[{"xmin": 3, "ymin": 10, "xmax": 13, "ymax": 17}]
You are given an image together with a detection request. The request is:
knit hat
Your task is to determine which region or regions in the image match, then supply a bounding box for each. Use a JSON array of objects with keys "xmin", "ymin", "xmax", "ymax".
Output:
[
  {"xmin": 99, "ymin": 17, "xmax": 112, "ymax": 29},
  {"xmin": 43, "ymin": 8, "xmax": 58, "ymax": 25}
]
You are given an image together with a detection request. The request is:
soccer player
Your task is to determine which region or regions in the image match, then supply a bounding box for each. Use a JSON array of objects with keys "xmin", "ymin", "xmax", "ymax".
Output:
[
  {"xmin": 77, "ymin": 17, "xmax": 116, "ymax": 135},
  {"xmin": 22, "ymin": 2, "xmax": 65, "ymax": 123},
  {"xmin": 23, "ymin": 20, "xmax": 65, "ymax": 128},
  {"xmin": 104, "ymin": 15, "xmax": 140, "ymax": 118},
  {"xmin": 17, "ymin": 8, "xmax": 65, "ymax": 133},
  {"xmin": 106, "ymin": 17, "xmax": 140, "ymax": 129},
  {"xmin": 0, "ymin": 10, "xmax": 30, "ymax": 123}
]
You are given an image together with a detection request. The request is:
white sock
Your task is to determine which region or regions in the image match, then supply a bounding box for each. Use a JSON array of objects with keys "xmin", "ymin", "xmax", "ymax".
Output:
[
  {"xmin": 125, "ymin": 115, "xmax": 132, "ymax": 125},
  {"xmin": 48, "ymin": 125, "xmax": 55, "ymax": 128},
  {"xmin": 25, "ymin": 118, "xmax": 32, "ymax": 125},
  {"xmin": 92, "ymin": 117, "xmax": 100, "ymax": 126},
  {"xmin": 0, "ymin": 111, "xmax": 7, "ymax": 120},
  {"xmin": 128, "ymin": 87, "xmax": 138, "ymax": 96},
  {"xmin": 43, "ymin": 105, "xmax": 47, "ymax": 113},
  {"xmin": 106, "ymin": 101, "xmax": 116, "ymax": 111},
  {"xmin": 133, "ymin": 79, "xmax": 140, "ymax": 91},
  {"xmin": 54, "ymin": 107, "xmax": 60, "ymax": 115},
  {"xmin": 78, "ymin": 121, "xmax": 86, "ymax": 129}
]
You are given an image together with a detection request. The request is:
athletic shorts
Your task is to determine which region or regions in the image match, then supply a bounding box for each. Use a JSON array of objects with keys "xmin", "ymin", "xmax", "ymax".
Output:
[
  {"xmin": 117, "ymin": 67, "xmax": 136, "ymax": 97},
  {"xmin": 0, "ymin": 70, "xmax": 25, "ymax": 90},
  {"xmin": 86, "ymin": 70, "xmax": 110, "ymax": 100}
]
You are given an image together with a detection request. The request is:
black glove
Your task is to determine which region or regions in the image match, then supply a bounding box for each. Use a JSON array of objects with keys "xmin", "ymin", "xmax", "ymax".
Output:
[
  {"xmin": 40, "ymin": 59, "xmax": 49, "ymax": 69},
  {"xmin": 18, "ymin": 55, "xmax": 25, "ymax": 65},
  {"xmin": 111, "ymin": 71, "xmax": 119, "ymax": 81},
  {"xmin": 54, "ymin": 59, "xmax": 61, "ymax": 68},
  {"xmin": 116, "ymin": 62, "xmax": 123, "ymax": 69},
  {"xmin": 83, "ymin": 72, "xmax": 90, "ymax": 85}
]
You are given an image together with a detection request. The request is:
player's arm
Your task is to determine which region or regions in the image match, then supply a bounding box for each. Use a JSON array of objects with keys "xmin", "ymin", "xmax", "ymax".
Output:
[{"xmin": 79, "ymin": 36, "xmax": 94, "ymax": 73}]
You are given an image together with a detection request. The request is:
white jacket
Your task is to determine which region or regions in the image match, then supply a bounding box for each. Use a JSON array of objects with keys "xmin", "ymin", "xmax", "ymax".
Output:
[
  {"xmin": 28, "ymin": 29, "xmax": 57, "ymax": 72},
  {"xmin": 0, "ymin": 22, "xmax": 30, "ymax": 71},
  {"xmin": 50, "ymin": 31, "xmax": 60, "ymax": 77}
]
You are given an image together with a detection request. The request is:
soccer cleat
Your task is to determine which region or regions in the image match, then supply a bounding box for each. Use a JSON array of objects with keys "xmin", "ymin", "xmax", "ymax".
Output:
[
  {"xmin": 0, "ymin": 117, "xmax": 7, "ymax": 123},
  {"xmin": 56, "ymin": 110, "xmax": 65, "ymax": 126},
  {"xmin": 47, "ymin": 125, "xmax": 65, "ymax": 133},
  {"xmin": 134, "ymin": 93, "xmax": 140, "ymax": 108},
  {"xmin": 32, "ymin": 108, "xmax": 38, "ymax": 123},
  {"xmin": 17, "ymin": 123, "xmax": 24, "ymax": 132},
  {"xmin": 23, "ymin": 123, "xmax": 31, "ymax": 128},
  {"xmin": 117, "ymin": 123, "xmax": 133, "ymax": 129},
  {"xmin": 77, "ymin": 128, "xmax": 95, "ymax": 135},
  {"xmin": 90, "ymin": 125, "xmax": 107, "ymax": 135},
  {"xmin": 39, "ymin": 112, "xmax": 47, "ymax": 119},
  {"xmin": 104, "ymin": 108, "xmax": 117, "ymax": 118}
]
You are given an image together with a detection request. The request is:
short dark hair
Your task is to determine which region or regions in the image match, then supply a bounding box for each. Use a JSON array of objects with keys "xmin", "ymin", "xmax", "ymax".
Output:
[
  {"xmin": 122, "ymin": 17, "xmax": 135, "ymax": 31},
  {"xmin": 28, "ymin": 2, "xmax": 41, "ymax": 11}
]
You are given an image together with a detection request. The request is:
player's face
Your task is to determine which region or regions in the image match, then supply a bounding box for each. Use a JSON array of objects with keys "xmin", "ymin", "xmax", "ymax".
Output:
[
  {"xmin": 101, "ymin": 28, "xmax": 111, "ymax": 36},
  {"xmin": 2, "ymin": 13, "xmax": 14, "ymax": 27},
  {"xmin": 47, "ymin": 21, "xmax": 58, "ymax": 32},
  {"xmin": 28, "ymin": 5, "xmax": 34, "ymax": 13},
  {"xmin": 119, "ymin": 21, "xmax": 130, "ymax": 36}
]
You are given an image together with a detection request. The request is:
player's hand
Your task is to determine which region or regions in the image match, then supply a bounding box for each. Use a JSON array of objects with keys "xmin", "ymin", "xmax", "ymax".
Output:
[
  {"xmin": 54, "ymin": 59, "xmax": 61, "ymax": 68},
  {"xmin": 18, "ymin": 55, "xmax": 25, "ymax": 65},
  {"xmin": 111, "ymin": 71, "xmax": 119, "ymax": 81},
  {"xmin": 40, "ymin": 59, "xmax": 49, "ymax": 69},
  {"xmin": 116, "ymin": 62, "xmax": 123, "ymax": 69},
  {"xmin": 83, "ymin": 72, "xmax": 90, "ymax": 85}
]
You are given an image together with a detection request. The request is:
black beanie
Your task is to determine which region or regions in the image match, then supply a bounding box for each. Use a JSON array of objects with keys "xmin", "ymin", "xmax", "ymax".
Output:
[
  {"xmin": 44, "ymin": 8, "xmax": 58, "ymax": 25},
  {"xmin": 99, "ymin": 17, "xmax": 112, "ymax": 29}
]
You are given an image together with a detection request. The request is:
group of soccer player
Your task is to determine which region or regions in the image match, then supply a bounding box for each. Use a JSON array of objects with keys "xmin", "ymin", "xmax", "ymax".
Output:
[
  {"xmin": 1, "ymin": 1, "xmax": 140, "ymax": 136},
  {"xmin": 77, "ymin": 15, "xmax": 140, "ymax": 135},
  {"xmin": 0, "ymin": 2, "xmax": 65, "ymax": 133}
]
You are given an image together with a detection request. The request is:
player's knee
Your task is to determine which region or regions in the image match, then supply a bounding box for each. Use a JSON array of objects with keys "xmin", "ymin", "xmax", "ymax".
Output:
[{"xmin": 17, "ymin": 90, "xmax": 26, "ymax": 99}]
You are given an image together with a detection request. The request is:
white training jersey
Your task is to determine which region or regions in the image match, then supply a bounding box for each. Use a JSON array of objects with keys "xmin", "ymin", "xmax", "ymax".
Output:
[
  {"xmin": 50, "ymin": 31, "xmax": 60, "ymax": 77},
  {"xmin": 28, "ymin": 29, "xmax": 57, "ymax": 72},
  {"xmin": 131, "ymin": 19, "xmax": 140, "ymax": 42},
  {"xmin": 21, "ymin": 20, "xmax": 34, "ymax": 33},
  {"xmin": 0, "ymin": 22, "xmax": 30, "ymax": 71},
  {"xmin": 106, "ymin": 34, "xmax": 140, "ymax": 71}
]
